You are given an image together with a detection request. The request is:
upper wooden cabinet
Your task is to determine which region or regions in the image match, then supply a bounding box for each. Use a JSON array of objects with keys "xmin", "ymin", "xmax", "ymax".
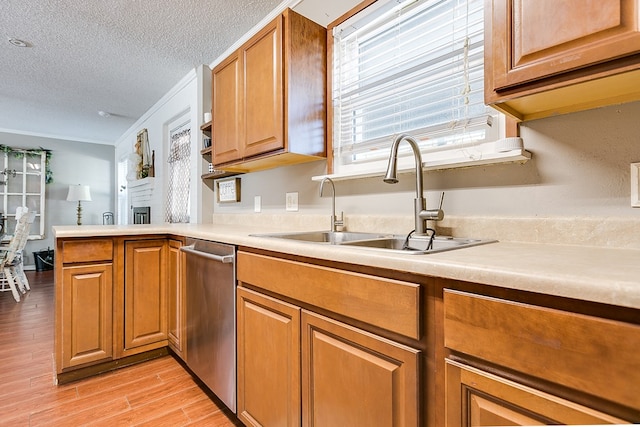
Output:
[
  {"xmin": 485, "ymin": 0, "xmax": 640, "ymax": 120},
  {"xmin": 212, "ymin": 52, "xmax": 242, "ymax": 166},
  {"xmin": 211, "ymin": 9, "xmax": 326, "ymax": 173},
  {"xmin": 243, "ymin": 16, "xmax": 284, "ymax": 159}
]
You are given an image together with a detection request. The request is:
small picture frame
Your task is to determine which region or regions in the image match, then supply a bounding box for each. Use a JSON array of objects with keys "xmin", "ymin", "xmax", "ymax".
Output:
[{"xmin": 217, "ymin": 177, "xmax": 241, "ymax": 203}]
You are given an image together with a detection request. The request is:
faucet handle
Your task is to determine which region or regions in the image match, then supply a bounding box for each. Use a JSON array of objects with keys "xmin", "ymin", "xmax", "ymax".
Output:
[
  {"xmin": 420, "ymin": 192, "xmax": 445, "ymax": 222},
  {"xmin": 334, "ymin": 211, "xmax": 344, "ymax": 229}
]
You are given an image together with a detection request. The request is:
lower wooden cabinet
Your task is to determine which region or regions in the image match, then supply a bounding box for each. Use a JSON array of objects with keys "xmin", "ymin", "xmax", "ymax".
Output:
[
  {"xmin": 443, "ymin": 289, "xmax": 639, "ymax": 424},
  {"xmin": 55, "ymin": 235, "xmax": 188, "ymax": 381},
  {"xmin": 167, "ymin": 238, "xmax": 186, "ymax": 359},
  {"xmin": 445, "ymin": 360, "xmax": 627, "ymax": 426},
  {"xmin": 123, "ymin": 239, "xmax": 168, "ymax": 352},
  {"xmin": 60, "ymin": 263, "xmax": 113, "ymax": 369},
  {"xmin": 236, "ymin": 286, "xmax": 420, "ymax": 427},
  {"xmin": 237, "ymin": 287, "xmax": 301, "ymax": 427},
  {"xmin": 302, "ymin": 311, "xmax": 420, "ymax": 427}
]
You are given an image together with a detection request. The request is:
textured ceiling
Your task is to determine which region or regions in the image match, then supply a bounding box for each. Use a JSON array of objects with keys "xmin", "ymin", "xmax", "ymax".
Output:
[{"xmin": 0, "ymin": 0, "xmax": 358, "ymax": 145}]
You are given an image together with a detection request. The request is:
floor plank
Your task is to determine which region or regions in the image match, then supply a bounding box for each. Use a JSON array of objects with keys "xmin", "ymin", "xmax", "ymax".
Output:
[{"xmin": 0, "ymin": 271, "xmax": 241, "ymax": 426}]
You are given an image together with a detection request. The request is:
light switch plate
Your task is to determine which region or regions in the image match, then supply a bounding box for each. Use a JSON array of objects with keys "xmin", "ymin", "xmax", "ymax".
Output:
[
  {"xmin": 254, "ymin": 195, "xmax": 261, "ymax": 213},
  {"xmin": 632, "ymin": 163, "xmax": 640, "ymax": 208},
  {"xmin": 286, "ymin": 192, "xmax": 299, "ymax": 211}
]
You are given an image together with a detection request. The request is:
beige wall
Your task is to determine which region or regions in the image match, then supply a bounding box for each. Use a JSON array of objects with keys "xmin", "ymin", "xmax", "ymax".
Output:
[{"xmin": 213, "ymin": 100, "xmax": 640, "ymax": 222}]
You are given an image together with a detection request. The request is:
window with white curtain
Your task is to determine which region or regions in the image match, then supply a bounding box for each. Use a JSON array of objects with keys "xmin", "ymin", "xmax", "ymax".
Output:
[
  {"xmin": 330, "ymin": 0, "xmax": 517, "ymax": 177},
  {"xmin": 166, "ymin": 123, "xmax": 191, "ymax": 223}
]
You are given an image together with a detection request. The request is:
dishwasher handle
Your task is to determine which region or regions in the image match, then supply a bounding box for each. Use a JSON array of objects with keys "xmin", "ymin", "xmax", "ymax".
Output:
[{"xmin": 180, "ymin": 244, "xmax": 235, "ymax": 264}]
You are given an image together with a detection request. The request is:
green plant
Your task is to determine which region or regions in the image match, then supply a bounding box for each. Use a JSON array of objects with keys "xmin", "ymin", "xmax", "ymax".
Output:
[{"xmin": 0, "ymin": 145, "xmax": 53, "ymax": 184}]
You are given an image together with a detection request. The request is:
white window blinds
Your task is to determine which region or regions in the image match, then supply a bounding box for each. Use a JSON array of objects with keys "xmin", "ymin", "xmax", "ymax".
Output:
[{"xmin": 332, "ymin": 0, "xmax": 501, "ymax": 175}]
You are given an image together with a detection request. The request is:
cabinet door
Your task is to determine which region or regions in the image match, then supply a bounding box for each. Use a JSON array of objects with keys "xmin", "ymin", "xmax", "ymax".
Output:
[
  {"xmin": 167, "ymin": 239, "xmax": 185, "ymax": 359},
  {"xmin": 445, "ymin": 360, "xmax": 629, "ymax": 426},
  {"xmin": 237, "ymin": 287, "xmax": 301, "ymax": 427},
  {"xmin": 124, "ymin": 239, "xmax": 168, "ymax": 351},
  {"xmin": 242, "ymin": 14, "xmax": 284, "ymax": 158},
  {"xmin": 489, "ymin": 0, "xmax": 640, "ymax": 90},
  {"xmin": 213, "ymin": 51, "xmax": 243, "ymax": 165},
  {"xmin": 301, "ymin": 311, "xmax": 420, "ymax": 427},
  {"xmin": 61, "ymin": 263, "xmax": 113, "ymax": 369}
]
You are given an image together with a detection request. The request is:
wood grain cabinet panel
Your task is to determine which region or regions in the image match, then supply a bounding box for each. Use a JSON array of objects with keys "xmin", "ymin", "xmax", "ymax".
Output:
[
  {"xmin": 237, "ymin": 251, "xmax": 421, "ymax": 339},
  {"xmin": 124, "ymin": 239, "xmax": 168, "ymax": 352},
  {"xmin": 61, "ymin": 238, "xmax": 113, "ymax": 263},
  {"xmin": 167, "ymin": 238, "xmax": 185, "ymax": 359},
  {"xmin": 237, "ymin": 287, "xmax": 301, "ymax": 427},
  {"xmin": 301, "ymin": 311, "xmax": 420, "ymax": 427},
  {"xmin": 212, "ymin": 51, "xmax": 242, "ymax": 165},
  {"xmin": 444, "ymin": 289, "xmax": 640, "ymax": 416},
  {"xmin": 211, "ymin": 8, "xmax": 326, "ymax": 172},
  {"xmin": 445, "ymin": 360, "xmax": 628, "ymax": 426},
  {"xmin": 242, "ymin": 15, "xmax": 284, "ymax": 158},
  {"xmin": 486, "ymin": 0, "xmax": 640, "ymax": 120},
  {"xmin": 60, "ymin": 263, "xmax": 113, "ymax": 369}
]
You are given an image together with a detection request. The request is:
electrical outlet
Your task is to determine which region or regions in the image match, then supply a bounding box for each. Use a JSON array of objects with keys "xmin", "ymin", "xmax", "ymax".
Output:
[
  {"xmin": 254, "ymin": 195, "xmax": 261, "ymax": 213},
  {"xmin": 286, "ymin": 192, "xmax": 299, "ymax": 211},
  {"xmin": 631, "ymin": 163, "xmax": 640, "ymax": 207}
]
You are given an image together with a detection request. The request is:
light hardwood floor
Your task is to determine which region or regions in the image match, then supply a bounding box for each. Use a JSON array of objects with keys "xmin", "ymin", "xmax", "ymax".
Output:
[{"xmin": 0, "ymin": 270, "xmax": 241, "ymax": 426}]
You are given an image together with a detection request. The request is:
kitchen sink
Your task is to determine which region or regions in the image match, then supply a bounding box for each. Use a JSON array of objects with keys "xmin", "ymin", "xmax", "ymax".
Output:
[
  {"xmin": 341, "ymin": 235, "xmax": 496, "ymax": 254},
  {"xmin": 252, "ymin": 230, "xmax": 496, "ymax": 254},
  {"xmin": 251, "ymin": 230, "xmax": 392, "ymax": 244}
]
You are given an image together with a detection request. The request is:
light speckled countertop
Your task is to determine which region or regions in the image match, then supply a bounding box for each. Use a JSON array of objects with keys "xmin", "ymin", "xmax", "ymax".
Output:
[{"xmin": 53, "ymin": 223, "xmax": 640, "ymax": 310}]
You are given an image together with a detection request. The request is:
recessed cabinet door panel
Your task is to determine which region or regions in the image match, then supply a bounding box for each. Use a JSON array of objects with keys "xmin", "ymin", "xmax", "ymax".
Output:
[
  {"xmin": 242, "ymin": 14, "xmax": 284, "ymax": 157},
  {"xmin": 491, "ymin": 0, "xmax": 640, "ymax": 90},
  {"xmin": 302, "ymin": 311, "xmax": 420, "ymax": 427},
  {"xmin": 445, "ymin": 360, "xmax": 629, "ymax": 426},
  {"xmin": 61, "ymin": 263, "xmax": 113, "ymax": 369},
  {"xmin": 213, "ymin": 52, "xmax": 243, "ymax": 165},
  {"xmin": 237, "ymin": 287, "xmax": 301, "ymax": 427},
  {"xmin": 124, "ymin": 240, "xmax": 167, "ymax": 350}
]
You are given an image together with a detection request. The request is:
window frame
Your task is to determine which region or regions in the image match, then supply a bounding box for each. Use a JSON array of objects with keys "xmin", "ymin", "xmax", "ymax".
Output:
[
  {"xmin": 0, "ymin": 150, "xmax": 46, "ymax": 239},
  {"xmin": 324, "ymin": 0, "xmax": 526, "ymax": 180}
]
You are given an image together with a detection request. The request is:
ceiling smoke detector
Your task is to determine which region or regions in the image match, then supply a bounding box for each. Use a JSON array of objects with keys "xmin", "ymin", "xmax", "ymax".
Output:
[
  {"xmin": 97, "ymin": 110, "xmax": 111, "ymax": 118},
  {"xmin": 8, "ymin": 38, "xmax": 31, "ymax": 48}
]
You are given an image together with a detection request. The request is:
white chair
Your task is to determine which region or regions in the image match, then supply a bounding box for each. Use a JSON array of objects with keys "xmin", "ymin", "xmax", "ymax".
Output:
[
  {"xmin": 12, "ymin": 208, "xmax": 36, "ymax": 293},
  {"xmin": 0, "ymin": 211, "xmax": 31, "ymax": 302}
]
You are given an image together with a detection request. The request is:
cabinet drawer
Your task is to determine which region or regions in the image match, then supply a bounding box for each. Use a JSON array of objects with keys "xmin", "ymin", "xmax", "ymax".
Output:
[
  {"xmin": 62, "ymin": 239, "xmax": 113, "ymax": 263},
  {"xmin": 444, "ymin": 289, "xmax": 640, "ymax": 410},
  {"xmin": 445, "ymin": 360, "xmax": 628, "ymax": 426},
  {"xmin": 237, "ymin": 251, "xmax": 421, "ymax": 339}
]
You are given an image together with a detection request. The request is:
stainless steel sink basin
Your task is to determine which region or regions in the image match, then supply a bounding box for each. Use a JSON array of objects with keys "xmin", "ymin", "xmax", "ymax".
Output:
[
  {"xmin": 252, "ymin": 230, "xmax": 496, "ymax": 254},
  {"xmin": 341, "ymin": 235, "xmax": 497, "ymax": 254},
  {"xmin": 251, "ymin": 230, "xmax": 392, "ymax": 244}
]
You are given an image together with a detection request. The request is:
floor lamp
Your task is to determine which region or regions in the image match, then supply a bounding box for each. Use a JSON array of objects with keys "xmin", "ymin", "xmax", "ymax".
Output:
[{"xmin": 66, "ymin": 184, "xmax": 91, "ymax": 225}]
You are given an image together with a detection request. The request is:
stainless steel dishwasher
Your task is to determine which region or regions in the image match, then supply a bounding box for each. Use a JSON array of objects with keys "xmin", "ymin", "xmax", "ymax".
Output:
[{"xmin": 181, "ymin": 238, "xmax": 236, "ymax": 413}]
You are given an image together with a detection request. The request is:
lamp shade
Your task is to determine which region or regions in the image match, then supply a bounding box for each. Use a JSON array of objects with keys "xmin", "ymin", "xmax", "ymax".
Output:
[{"xmin": 66, "ymin": 184, "xmax": 91, "ymax": 202}]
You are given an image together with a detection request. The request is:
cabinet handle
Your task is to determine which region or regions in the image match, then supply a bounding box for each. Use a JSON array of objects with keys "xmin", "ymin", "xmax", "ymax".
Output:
[{"xmin": 180, "ymin": 244, "xmax": 235, "ymax": 264}]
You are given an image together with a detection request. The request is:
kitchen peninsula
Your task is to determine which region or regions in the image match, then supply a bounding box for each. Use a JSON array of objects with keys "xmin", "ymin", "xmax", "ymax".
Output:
[{"xmin": 54, "ymin": 221, "xmax": 640, "ymax": 426}]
